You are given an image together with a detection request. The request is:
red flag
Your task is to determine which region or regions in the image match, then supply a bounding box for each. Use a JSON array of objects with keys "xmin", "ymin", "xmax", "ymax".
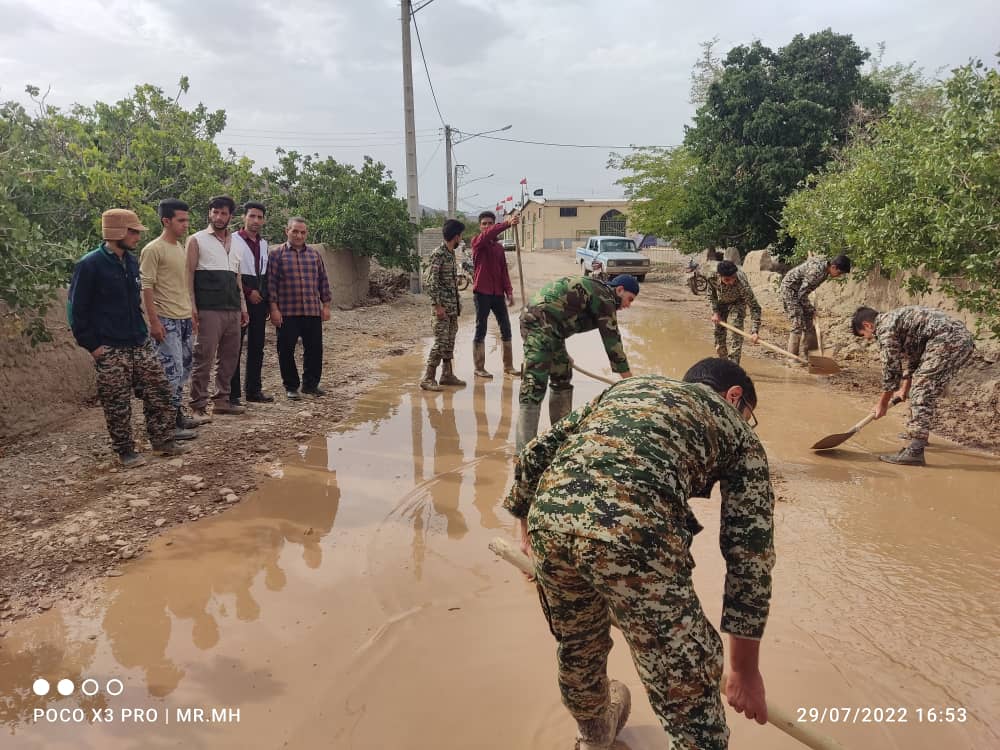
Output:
[
  {"xmin": 505, "ymin": 195, "xmax": 513, "ymax": 202},
  {"xmin": 519, "ymin": 178, "xmax": 527, "ymax": 185}
]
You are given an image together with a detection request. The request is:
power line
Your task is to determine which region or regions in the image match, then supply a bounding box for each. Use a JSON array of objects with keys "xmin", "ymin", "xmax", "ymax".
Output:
[
  {"xmin": 418, "ymin": 137, "xmax": 444, "ymax": 178},
  {"xmin": 410, "ymin": 7, "xmax": 446, "ymax": 128},
  {"xmin": 225, "ymin": 127, "xmax": 439, "ymax": 137},
  {"xmin": 471, "ymin": 134, "xmax": 673, "ymax": 150}
]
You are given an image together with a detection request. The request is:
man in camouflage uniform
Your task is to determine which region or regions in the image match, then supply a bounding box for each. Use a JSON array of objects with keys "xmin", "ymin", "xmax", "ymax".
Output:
[
  {"xmin": 707, "ymin": 260, "xmax": 762, "ymax": 364},
  {"xmin": 778, "ymin": 253, "xmax": 851, "ymax": 356},
  {"xmin": 421, "ymin": 219, "xmax": 467, "ymax": 391},
  {"xmin": 516, "ymin": 274, "xmax": 637, "ymax": 451},
  {"xmin": 505, "ymin": 358, "xmax": 773, "ymax": 750},
  {"xmin": 852, "ymin": 306, "xmax": 975, "ymax": 466},
  {"xmin": 68, "ymin": 209, "xmax": 192, "ymax": 468}
]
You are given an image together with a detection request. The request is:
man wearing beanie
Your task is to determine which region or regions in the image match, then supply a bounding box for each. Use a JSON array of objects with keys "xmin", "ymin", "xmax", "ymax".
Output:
[
  {"xmin": 420, "ymin": 218, "xmax": 467, "ymax": 391},
  {"xmin": 68, "ymin": 209, "xmax": 192, "ymax": 468},
  {"xmin": 516, "ymin": 274, "xmax": 637, "ymax": 451}
]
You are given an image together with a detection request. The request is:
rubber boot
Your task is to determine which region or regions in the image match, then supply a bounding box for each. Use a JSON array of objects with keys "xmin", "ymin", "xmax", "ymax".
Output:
[
  {"xmin": 473, "ymin": 341, "xmax": 492, "ymax": 378},
  {"xmin": 420, "ymin": 363, "xmax": 443, "ymax": 391},
  {"xmin": 787, "ymin": 332, "xmax": 801, "ymax": 357},
  {"xmin": 879, "ymin": 438, "xmax": 927, "ymax": 466},
  {"xmin": 575, "ymin": 680, "xmax": 631, "ymax": 750},
  {"xmin": 515, "ymin": 402, "xmax": 542, "ymax": 452},
  {"xmin": 715, "ymin": 344, "xmax": 728, "ymax": 359},
  {"xmin": 802, "ymin": 328, "xmax": 819, "ymax": 354},
  {"xmin": 438, "ymin": 359, "xmax": 466, "ymax": 387},
  {"xmin": 502, "ymin": 340, "xmax": 520, "ymax": 376},
  {"xmin": 548, "ymin": 386, "xmax": 574, "ymax": 426}
]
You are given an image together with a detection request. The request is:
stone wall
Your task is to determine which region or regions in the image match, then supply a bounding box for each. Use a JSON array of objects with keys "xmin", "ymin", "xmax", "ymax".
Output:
[
  {"xmin": 0, "ymin": 293, "xmax": 95, "ymax": 442},
  {"xmin": 315, "ymin": 244, "xmax": 371, "ymax": 309}
]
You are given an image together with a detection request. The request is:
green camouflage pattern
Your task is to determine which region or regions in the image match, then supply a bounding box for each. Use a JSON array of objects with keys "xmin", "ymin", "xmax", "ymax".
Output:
[
  {"xmin": 505, "ymin": 374, "xmax": 775, "ymax": 639},
  {"xmin": 425, "ymin": 242, "xmax": 461, "ymax": 316},
  {"xmin": 779, "ymin": 256, "xmax": 828, "ymax": 334},
  {"xmin": 94, "ymin": 340, "xmax": 176, "ymax": 454},
  {"xmin": 531, "ymin": 529, "xmax": 728, "ymax": 750},
  {"xmin": 518, "ymin": 276, "xmax": 629, "ymax": 406},
  {"xmin": 707, "ymin": 271, "xmax": 760, "ymax": 364},
  {"xmin": 875, "ymin": 306, "xmax": 974, "ymax": 441}
]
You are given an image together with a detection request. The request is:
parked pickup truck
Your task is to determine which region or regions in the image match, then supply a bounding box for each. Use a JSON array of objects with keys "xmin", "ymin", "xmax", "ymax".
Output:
[{"xmin": 575, "ymin": 236, "xmax": 651, "ymax": 282}]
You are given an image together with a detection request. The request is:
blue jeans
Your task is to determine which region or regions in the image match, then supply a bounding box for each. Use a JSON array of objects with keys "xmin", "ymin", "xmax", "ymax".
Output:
[
  {"xmin": 473, "ymin": 292, "xmax": 512, "ymax": 343},
  {"xmin": 153, "ymin": 317, "xmax": 193, "ymax": 409}
]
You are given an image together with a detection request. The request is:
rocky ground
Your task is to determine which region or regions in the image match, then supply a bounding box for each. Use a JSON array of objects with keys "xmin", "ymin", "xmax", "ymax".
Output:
[{"xmin": 0, "ymin": 274, "xmax": 429, "ymax": 628}]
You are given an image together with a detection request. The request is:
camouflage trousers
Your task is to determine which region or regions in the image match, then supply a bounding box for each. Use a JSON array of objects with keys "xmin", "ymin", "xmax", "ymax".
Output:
[
  {"xmin": 530, "ymin": 529, "xmax": 728, "ymax": 750},
  {"xmin": 427, "ymin": 314, "xmax": 459, "ymax": 367},
  {"xmin": 519, "ymin": 321, "xmax": 572, "ymax": 405},
  {"xmin": 152, "ymin": 316, "xmax": 193, "ymax": 409},
  {"xmin": 780, "ymin": 291, "xmax": 815, "ymax": 337},
  {"xmin": 94, "ymin": 340, "xmax": 175, "ymax": 454},
  {"xmin": 904, "ymin": 333, "xmax": 974, "ymax": 441},
  {"xmin": 713, "ymin": 304, "xmax": 746, "ymax": 364}
]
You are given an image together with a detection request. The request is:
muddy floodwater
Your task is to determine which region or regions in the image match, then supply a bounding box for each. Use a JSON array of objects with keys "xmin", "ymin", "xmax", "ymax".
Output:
[{"xmin": 1, "ymin": 304, "xmax": 997, "ymax": 750}]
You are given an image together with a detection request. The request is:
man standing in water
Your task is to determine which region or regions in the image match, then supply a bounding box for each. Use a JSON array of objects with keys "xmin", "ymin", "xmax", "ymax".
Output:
[
  {"xmin": 505, "ymin": 358, "xmax": 773, "ymax": 749},
  {"xmin": 778, "ymin": 253, "xmax": 851, "ymax": 356},
  {"xmin": 420, "ymin": 218, "xmax": 467, "ymax": 391},
  {"xmin": 706, "ymin": 260, "xmax": 761, "ymax": 364},
  {"xmin": 516, "ymin": 274, "xmax": 637, "ymax": 450},
  {"xmin": 471, "ymin": 210, "xmax": 520, "ymax": 379},
  {"xmin": 852, "ymin": 305, "xmax": 975, "ymax": 466}
]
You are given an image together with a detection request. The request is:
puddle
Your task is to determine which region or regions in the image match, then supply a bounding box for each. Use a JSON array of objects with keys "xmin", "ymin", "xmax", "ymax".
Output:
[{"xmin": 0, "ymin": 305, "xmax": 996, "ymax": 749}]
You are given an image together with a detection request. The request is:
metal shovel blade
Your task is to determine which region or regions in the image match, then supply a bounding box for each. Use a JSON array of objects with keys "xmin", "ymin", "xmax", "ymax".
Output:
[
  {"xmin": 807, "ymin": 354, "xmax": 841, "ymax": 375},
  {"xmin": 811, "ymin": 429, "xmax": 857, "ymax": 450}
]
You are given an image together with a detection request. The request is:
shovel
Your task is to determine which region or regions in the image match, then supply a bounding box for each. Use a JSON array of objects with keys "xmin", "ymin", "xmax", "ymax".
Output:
[
  {"xmin": 811, "ymin": 396, "xmax": 903, "ymax": 450},
  {"xmin": 806, "ymin": 320, "xmax": 840, "ymax": 375},
  {"xmin": 489, "ymin": 537, "xmax": 846, "ymax": 750},
  {"xmin": 716, "ymin": 321, "xmax": 839, "ymax": 375}
]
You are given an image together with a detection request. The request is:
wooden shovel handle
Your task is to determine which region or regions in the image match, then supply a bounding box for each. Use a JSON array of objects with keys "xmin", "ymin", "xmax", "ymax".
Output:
[
  {"xmin": 513, "ymin": 219, "xmax": 527, "ymax": 309},
  {"xmin": 717, "ymin": 321, "xmax": 809, "ymax": 364}
]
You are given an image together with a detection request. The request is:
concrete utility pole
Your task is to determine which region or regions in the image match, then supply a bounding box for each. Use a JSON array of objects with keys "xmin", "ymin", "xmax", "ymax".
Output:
[
  {"xmin": 400, "ymin": 0, "xmax": 421, "ymax": 292},
  {"xmin": 445, "ymin": 124, "xmax": 455, "ymax": 217}
]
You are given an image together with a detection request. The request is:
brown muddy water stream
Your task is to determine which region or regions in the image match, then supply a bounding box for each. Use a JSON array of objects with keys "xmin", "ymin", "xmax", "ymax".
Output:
[{"xmin": 1, "ymin": 305, "xmax": 997, "ymax": 749}]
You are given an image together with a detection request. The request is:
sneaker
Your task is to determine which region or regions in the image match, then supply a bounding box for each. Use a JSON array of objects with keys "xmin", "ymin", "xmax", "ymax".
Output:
[
  {"xmin": 879, "ymin": 448, "xmax": 926, "ymax": 466},
  {"xmin": 174, "ymin": 428, "xmax": 199, "ymax": 441},
  {"xmin": 177, "ymin": 412, "xmax": 201, "ymax": 430},
  {"xmin": 152, "ymin": 441, "xmax": 192, "ymax": 457},
  {"xmin": 229, "ymin": 397, "xmax": 243, "ymax": 406},
  {"xmin": 213, "ymin": 402, "xmax": 246, "ymax": 415},
  {"xmin": 576, "ymin": 680, "xmax": 631, "ymax": 750},
  {"xmin": 246, "ymin": 392, "xmax": 275, "ymax": 403},
  {"xmin": 286, "ymin": 389, "xmax": 302, "ymax": 401},
  {"xmin": 118, "ymin": 451, "xmax": 147, "ymax": 469},
  {"xmin": 302, "ymin": 386, "xmax": 326, "ymax": 397},
  {"xmin": 189, "ymin": 408, "xmax": 213, "ymax": 425}
]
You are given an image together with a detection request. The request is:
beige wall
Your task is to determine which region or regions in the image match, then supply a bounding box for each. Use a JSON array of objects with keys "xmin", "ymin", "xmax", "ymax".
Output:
[{"xmin": 513, "ymin": 202, "xmax": 631, "ymax": 251}]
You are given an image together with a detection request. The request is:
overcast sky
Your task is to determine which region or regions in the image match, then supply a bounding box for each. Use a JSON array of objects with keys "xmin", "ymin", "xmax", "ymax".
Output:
[{"xmin": 1, "ymin": 0, "xmax": 996, "ymax": 214}]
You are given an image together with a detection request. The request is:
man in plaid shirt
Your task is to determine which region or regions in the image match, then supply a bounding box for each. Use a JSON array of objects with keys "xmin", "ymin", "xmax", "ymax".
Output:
[{"xmin": 268, "ymin": 217, "xmax": 332, "ymax": 400}]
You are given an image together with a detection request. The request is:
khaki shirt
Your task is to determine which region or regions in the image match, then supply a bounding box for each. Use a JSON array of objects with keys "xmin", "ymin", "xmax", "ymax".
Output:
[{"xmin": 139, "ymin": 236, "xmax": 191, "ymax": 319}]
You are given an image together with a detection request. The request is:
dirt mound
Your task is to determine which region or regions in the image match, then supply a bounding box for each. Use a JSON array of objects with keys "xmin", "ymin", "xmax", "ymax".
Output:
[{"xmin": 367, "ymin": 265, "xmax": 410, "ymax": 304}]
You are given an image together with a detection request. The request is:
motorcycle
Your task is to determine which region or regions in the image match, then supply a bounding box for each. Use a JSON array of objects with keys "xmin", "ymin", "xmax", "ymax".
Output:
[
  {"xmin": 686, "ymin": 258, "xmax": 709, "ymax": 295},
  {"xmin": 457, "ymin": 255, "xmax": 473, "ymax": 291}
]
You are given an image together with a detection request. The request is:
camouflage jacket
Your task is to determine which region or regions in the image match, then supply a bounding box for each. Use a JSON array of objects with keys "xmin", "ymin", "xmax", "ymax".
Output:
[
  {"xmin": 875, "ymin": 306, "xmax": 973, "ymax": 391},
  {"xmin": 522, "ymin": 276, "xmax": 629, "ymax": 374},
  {"xmin": 425, "ymin": 243, "xmax": 460, "ymax": 315},
  {"xmin": 504, "ymin": 375, "xmax": 775, "ymax": 639},
  {"xmin": 779, "ymin": 256, "xmax": 829, "ymax": 303},
  {"xmin": 707, "ymin": 270, "xmax": 762, "ymax": 333}
]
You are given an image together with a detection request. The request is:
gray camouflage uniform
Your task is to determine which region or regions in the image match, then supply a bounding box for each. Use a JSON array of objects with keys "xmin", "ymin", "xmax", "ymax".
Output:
[
  {"xmin": 778, "ymin": 256, "xmax": 829, "ymax": 341},
  {"xmin": 875, "ymin": 306, "xmax": 974, "ymax": 441},
  {"xmin": 707, "ymin": 270, "xmax": 762, "ymax": 364},
  {"xmin": 504, "ymin": 375, "xmax": 775, "ymax": 750}
]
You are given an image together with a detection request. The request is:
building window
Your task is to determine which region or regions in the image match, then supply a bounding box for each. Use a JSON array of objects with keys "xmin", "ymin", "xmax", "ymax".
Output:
[{"xmin": 559, "ymin": 207, "xmax": 578, "ymax": 217}]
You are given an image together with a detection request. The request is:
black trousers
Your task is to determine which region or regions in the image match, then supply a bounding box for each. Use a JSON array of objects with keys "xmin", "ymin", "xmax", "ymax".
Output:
[
  {"xmin": 473, "ymin": 291, "xmax": 512, "ymax": 342},
  {"xmin": 277, "ymin": 315, "xmax": 323, "ymax": 391},
  {"xmin": 230, "ymin": 300, "xmax": 269, "ymax": 399}
]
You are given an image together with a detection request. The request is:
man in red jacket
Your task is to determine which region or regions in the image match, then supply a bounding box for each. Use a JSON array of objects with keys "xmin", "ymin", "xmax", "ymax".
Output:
[{"xmin": 471, "ymin": 210, "xmax": 521, "ymax": 378}]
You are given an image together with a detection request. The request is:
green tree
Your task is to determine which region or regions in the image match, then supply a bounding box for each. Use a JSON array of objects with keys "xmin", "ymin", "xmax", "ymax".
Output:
[
  {"xmin": 782, "ymin": 59, "xmax": 1000, "ymax": 336},
  {"xmin": 683, "ymin": 29, "xmax": 890, "ymax": 254}
]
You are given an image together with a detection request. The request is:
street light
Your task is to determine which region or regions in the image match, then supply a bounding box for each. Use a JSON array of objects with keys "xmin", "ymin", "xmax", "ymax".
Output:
[{"xmin": 446, "ymin": 125, "xmax": 512, "ymax": 216}]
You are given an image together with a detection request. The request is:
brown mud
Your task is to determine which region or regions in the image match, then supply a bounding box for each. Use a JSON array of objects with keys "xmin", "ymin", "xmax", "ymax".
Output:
[{"xmin": 1, "ymin": 250, "xmax": 997, "ymax": 749}]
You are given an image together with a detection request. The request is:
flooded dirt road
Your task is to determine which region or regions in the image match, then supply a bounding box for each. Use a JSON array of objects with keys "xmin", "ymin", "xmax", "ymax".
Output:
[{"xmin": 2, "ymin": 278, "xmax": 997, "ymax": 749}]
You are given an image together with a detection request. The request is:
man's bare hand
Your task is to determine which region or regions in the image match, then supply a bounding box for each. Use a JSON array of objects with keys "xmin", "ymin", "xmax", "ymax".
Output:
[
  {"xmin": 510, "ymin": 213, "xmax": 521, "ymax": 226},
  {"xmin": 248, "ymin": 289, "xmax": 263, "ymax": 305},
  {"xmin": 435, "ymin": 305, "xmax": 447, "ymax": 320},
  {"xmin": 191, "ymin": 308, "xmax": 199, "ymax": 337},
  {"xmin": 321, "ymin": 306, "xmax": 331, "ymax": 322},
  {"xmin": 506, "ymin": 294, "xmax": 514, "ymax": 308},
  {"xmin": 270, "ymin": 308, "xmax": 283, "ymax": 328},
  {"xmin": 150, "ymin": 319, "xmax": 166, "ymax": 343},
  {"xmin": 711, "ymin": 313, "xmax": 721, "ymax": 324},
  {"xmin": 90, "ymin": 346, "xmax": 108, "ymax": 361},
  {"xmin": 725, "ymin": 670, "xmax": 767, "ymax": 725}
]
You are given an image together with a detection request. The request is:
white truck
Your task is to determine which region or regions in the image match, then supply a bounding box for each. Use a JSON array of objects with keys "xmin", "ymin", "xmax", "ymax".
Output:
[{"xmin": 575, "ymin": 236, "xmax": 651, "ymax": 282}]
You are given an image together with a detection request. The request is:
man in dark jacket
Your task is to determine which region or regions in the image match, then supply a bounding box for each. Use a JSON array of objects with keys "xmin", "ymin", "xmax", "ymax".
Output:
[{"xmin": 68, "ymin": 209, "xmax": 192, "ymax": 468}]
